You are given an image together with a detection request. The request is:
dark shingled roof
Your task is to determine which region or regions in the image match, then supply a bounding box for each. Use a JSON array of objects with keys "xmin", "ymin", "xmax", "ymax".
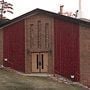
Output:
[
  {"xmin": 0, "ymin": 8, "xmax": 90, "ymax": 28},
  {"xmin": 0, "ymin": 19, "xmax": 9, "ymax": 27}
]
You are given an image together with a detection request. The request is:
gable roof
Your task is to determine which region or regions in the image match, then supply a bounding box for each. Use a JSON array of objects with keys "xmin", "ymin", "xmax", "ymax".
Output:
[{"xmin": 0, "ymin": 8, "xmax": 90, "ymax": 28}]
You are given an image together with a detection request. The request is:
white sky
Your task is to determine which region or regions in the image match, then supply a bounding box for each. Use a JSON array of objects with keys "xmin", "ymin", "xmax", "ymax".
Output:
[{"xmin": 3, "ymin": 0, "xmax": 90, "ymax": 19}]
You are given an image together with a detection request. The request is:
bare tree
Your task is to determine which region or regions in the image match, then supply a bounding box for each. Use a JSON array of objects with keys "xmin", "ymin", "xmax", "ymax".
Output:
[{"xmin": 0, "ymin": 0, "xmax": 13, "ymax": 19}]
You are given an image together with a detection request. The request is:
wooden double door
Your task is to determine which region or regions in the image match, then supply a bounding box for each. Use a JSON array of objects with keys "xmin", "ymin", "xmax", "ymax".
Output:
[{"xmin": 32, "ymin": 53, "xmax": 48, "ymax": 73}]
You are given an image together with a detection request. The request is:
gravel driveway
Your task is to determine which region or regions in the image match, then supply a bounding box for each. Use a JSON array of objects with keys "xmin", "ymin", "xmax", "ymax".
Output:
[{"xmin": 0, "ymin": 68, "xmax": 89, "ymax": 90}]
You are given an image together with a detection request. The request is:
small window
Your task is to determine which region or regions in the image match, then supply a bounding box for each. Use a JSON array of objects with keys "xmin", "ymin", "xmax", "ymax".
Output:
[
  {"xmin": 37, "ymin": 54, "xmax": 39, "ymax": 69},
  {"xmin": 41, "ymin": 54, "xmax": 44, "ymax": 69}
]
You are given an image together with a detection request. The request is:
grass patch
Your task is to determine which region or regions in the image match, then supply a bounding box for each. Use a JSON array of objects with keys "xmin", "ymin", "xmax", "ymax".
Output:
[{"xmin": 0, "ymin": 69, "xmax": 88, "ymax": 90}]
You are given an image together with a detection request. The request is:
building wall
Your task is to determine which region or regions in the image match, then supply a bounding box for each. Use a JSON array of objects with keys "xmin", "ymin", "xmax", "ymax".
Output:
[
  {"xmin": 54, "ymin": 19, "xmax": 80, "ymax": 81},
  {"xmin": 25, "ymin": 14, "xmax": 54, "ymax": 73},
  {"xmin": 0, "ymin": 29, "xmax": 3, "ymax": 65},
  {"xmin": 80, "ymin": 24, "xmax": 90, "ymax": 87},
  {"xmin": 3, "ymin": 20, "xmax": 25, "ymax": 72}
]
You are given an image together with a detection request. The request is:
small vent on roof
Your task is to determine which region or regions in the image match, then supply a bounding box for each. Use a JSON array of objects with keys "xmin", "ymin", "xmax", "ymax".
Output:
[{"xmin": 60, "ymin": 5, "xmax": 64, "ymax": 15}]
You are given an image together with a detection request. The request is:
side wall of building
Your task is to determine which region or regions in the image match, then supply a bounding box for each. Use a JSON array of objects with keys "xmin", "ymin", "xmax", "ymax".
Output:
[
  {"xmin": 80, "ymin": 24, "xmax": 90, "ymax": 87},
  {"xmin": 3, "ymin": 20, "xmax": 25, "ymax": 72},
  {"xmin": 0, "ymin": 29, "xmax": 3, "ymax": 66},
  {"xmin": 54, "ymin": 19, "xmax": 80, "ymax": 81}
]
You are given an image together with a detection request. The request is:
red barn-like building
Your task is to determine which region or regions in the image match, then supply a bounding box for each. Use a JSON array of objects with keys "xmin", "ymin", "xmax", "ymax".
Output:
[{"xmin": 0, "ymin": 9, "xmax": 90, "ymax": 87}]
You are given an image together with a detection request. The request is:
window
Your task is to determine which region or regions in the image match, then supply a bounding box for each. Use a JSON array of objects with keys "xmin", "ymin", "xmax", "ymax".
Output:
[
  {"xmin": 37, "ymin": 54, "xmax": 39, "ymax": 69},
  {"xmin": 45, "ymin": 23, "xmax": 49, "ymax": 48},
  {"xmin": 41, "ymin": 54, "xmax": 44, "ymax": 69},
  {"xmin": 37, "ymin": 20, "xmax": 41, "ymax": 48},
  {"xmin": 30, "ymin": 24, "xmax": 34, "ymax": 48}
]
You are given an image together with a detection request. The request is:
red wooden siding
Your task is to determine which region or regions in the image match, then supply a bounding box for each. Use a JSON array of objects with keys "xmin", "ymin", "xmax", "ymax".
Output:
[
  {"xmin": 54, "ymin": 19, "xmax": 80, "ymax": 81},
  {"xmin": 3, "ymin": 20, "xmax": 25, "ymax": 72}
]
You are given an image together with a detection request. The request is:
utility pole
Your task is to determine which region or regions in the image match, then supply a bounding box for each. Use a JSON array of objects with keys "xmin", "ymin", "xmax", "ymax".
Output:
[{"xmin": 0, "ymin": 0, "xmax": 13, "ymax": 19}]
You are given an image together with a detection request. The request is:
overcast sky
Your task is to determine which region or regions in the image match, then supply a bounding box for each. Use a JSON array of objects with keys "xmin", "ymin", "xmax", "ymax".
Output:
[{"xmin": 3, "ymin": 0, "xmax": 90, "ymax": 19}]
